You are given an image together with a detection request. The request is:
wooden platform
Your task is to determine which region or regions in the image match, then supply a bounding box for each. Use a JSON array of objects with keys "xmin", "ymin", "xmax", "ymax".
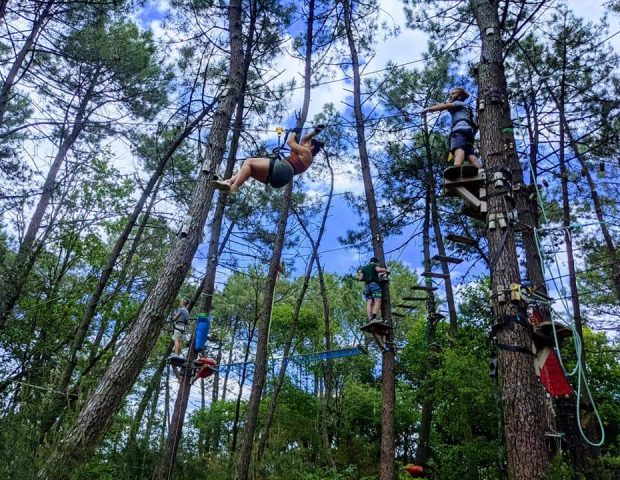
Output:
[
  {"xmin": 360, "ymin": 320, "xmax": 392, "ymax": 334},
  {"xmin": 443, "ymin": 165, "xmax": 481, "ymax": 181},
  {"xmin": 168, "ymin": 355, "xmax": 188, "ymax": 368},
  {"xmin": 533, "ymin": 321, "xmax": 573, "ymax": 343}
]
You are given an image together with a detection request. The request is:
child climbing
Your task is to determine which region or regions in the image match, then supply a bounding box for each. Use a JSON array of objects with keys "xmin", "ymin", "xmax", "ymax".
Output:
[
  {"xmin": 212, "ymin": 125, "xmax": 325, "ymax": 194},
  {"xmin": 422, "ymin": 87, "xmax": 482, "ymax": 169},
  {"xmin": 358, "ymin": 257, "xmax": 389, "ymax": 323},
  {"xmin": 171, "ymin": 298, "xmax": 190, "ymax": 357}
]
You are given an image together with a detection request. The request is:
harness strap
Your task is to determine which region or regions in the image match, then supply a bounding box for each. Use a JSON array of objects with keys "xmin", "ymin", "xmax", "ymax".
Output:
[
  {"xmin": 266, "ymin": 157, "xmax": 276, "ymax": 186},
  {"xmin": 495, "ymin": 343, "xmax": 535, "ymax": 356},
  {"xmin": 491, "ymin": 314, "xmax": 529, "ymax": 336}
]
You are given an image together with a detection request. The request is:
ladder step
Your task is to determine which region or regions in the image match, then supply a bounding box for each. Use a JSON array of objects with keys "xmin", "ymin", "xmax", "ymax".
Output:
[
  {"xmin": 410, "ymin": 285, "xmax": 438, "ymax": 291},
  {"xmin": 445, "ymin": 233, "xmax": 478, "ymax": 246},
  {"xmin": 428, "ymin": 312, "xmax": 445, "ymax": 321},
  {"xmin": 393, "ymin": 303, "xmax": 418, "ymax": 309},
  {"xmin": 391, "ymin": 311, "xmax": 406, "ymax": 318},
  {"xmin": 402, "ymin": 296, "xmax": 427, "ymax": 301},
  {"xmin": 432, "ymin": 254, "xmax": 463, "ymax": 264},
  {"xmin": 421, "ymin": 271, "xmax": 450, "ymax": 279}
]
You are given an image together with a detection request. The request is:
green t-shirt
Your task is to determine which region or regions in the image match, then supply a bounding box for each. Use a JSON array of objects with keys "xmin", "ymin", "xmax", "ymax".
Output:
[{"xmin": 360, "ymin": 263, "xmax": 379, "ymax": 284}]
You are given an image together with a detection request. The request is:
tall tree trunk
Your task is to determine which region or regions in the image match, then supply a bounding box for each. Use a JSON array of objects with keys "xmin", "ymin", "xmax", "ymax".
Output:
[
  {"xmin": 558, "ymin": 85, "xmax": 584, "ymax": 343},
  {"xmin": 152, "ymin": 3, "xmax": 258, "ymax": 472},
  {"xmin": 469, "ymin": 2, "xmax": 549, "ymax": 479},
  {"xmin": 233, "ymin": 184, "xmax": 292, "ymax": 480},
  {"xmin": 425, "ymin": 120, "xmax": 458, "ymax": 336},
  {"xmin": 52, "ymin": 105, "xmax": 215, "ymax": 403},
  {"xmin": 0, "ymin": 69, "xmax": 99, "ymax": 328},
  {"xmin": 233, "ymin": 0, "xmax": 316, "ymax": 474},
  {"xmin": 309, "ymin": 153, "xmax": 335, "ymax": 466},
  {"xmin": 342, "ymin": 1, "xmax": 395, "ymax": 477},
  {"xmin": 0, "ymin": 1, "xmax": 53, "ymax": 127},
  {"xmin": 37, "ymin": 1, "xmax": 244, "ymax": 476},
  {"xmin": 128, "ymin": 343, "xmax": 173, "ymax": 447},
  {"xmin": 415, "ymin": 115, "xmax": 442, "ymax": 466},
  {"xmin": 257, "ymin": 158, "xmax": 334, "ymax": 460},
  {"xmin": 563, "ymin": 119, "xmax": 620, "ymax": 303},
  {"xmin": 231, "ymin": 315, "xmax": 259, "ymax": 453}
]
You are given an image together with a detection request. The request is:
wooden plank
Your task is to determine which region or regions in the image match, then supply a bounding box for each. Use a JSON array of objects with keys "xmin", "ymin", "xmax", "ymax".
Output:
[
  {"xmin": 421, "ymin": 271, "xmax": 450, "ymax": 279},
  {"xmin": 432, "ymin": 254, "xmax": 463, "ymax": 264},
  {"xmin": 391, "ymin": 311, "xmax": 406, "ymax": 318},
  {"xmin": 410, "ymin": 285, "xmax": 438, "ymax": 291},
  {"xmin": 445, "ymin": 233, "xmax": 478, "ymax": 246},
  {"xmin": 393, "ymin": 303, "xmax": 418, "ymax": 309},
  {"xmin": 402, "ymin": 296, "xmax": 427, "ymax": 301}
]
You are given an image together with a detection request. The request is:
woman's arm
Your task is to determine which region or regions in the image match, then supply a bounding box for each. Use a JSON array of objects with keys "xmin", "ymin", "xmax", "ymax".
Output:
[{"xmin": 287, "ymin": 132, "xmax": 312, "ymax": 155}]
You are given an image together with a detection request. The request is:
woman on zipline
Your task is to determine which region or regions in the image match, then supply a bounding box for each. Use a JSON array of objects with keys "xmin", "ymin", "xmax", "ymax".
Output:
[{"xmin": 213, "ymin": 125, "xmax": 325, "ymax": 194}]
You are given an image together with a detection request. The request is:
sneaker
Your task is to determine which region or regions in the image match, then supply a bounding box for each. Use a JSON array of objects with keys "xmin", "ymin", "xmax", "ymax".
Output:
[
  {"xmin": 213, "ymin": 180, "xmax": 231, "ymax": 191},
  {"xmin": 229, "ymin": 184, "xmax": 240, "ymax": 194}
]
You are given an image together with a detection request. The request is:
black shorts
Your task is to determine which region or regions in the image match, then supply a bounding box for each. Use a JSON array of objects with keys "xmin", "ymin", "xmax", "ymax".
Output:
[
  {"xmin": 267, "ymin": 158, "xmax": 294, "ymax": 188},
  {"xmin": 450, "ymin": 130, "xmax": 475, "ymax": 156}
]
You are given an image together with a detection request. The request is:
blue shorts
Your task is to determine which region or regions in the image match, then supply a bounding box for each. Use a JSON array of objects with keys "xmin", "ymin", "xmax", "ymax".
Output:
[
  {"xmin": 363, "ymin": 282, "xmax": 382, "ymax": 300},
  {"xmin": 450, "ymin": 130, "xmax": 475, "ymax": 156}
]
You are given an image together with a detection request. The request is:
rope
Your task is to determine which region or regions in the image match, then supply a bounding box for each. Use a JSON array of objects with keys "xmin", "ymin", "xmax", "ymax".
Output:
[{"xmin": 513, "ymin": 110, "xmax": 605, "ymax": 447}]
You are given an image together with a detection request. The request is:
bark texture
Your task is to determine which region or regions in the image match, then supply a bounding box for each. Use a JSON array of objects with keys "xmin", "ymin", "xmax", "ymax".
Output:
[
  {"xmin": 342, "ymin": 0, "xmax": 395, "ymax": 477},
  {"xmin": 470, "ymin": 1, "xmax": 549, "ymax": 479}
]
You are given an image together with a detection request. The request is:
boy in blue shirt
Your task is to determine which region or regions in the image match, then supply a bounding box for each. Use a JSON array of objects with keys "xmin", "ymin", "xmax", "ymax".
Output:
[{"xmin": 422, "ymin": 87, "xmax": 481, "ymax": 169}]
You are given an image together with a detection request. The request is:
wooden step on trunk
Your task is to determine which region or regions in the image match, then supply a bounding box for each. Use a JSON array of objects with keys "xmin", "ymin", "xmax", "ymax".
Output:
[
  {"xmin": 393, "ymin": 303, "xmax": 418, "ymax": 309},
  {"xmin": 432, "ymin": 254, "xmax": 463, "ymax": 264},
  {"xmin": 402, "ymin": 296, "xmax": 427, "ymax": 302},
  {"xmin": 421, "ymin": 271, "xmax": 450, "ymax": 279},
  {"xmin": 445, "ymin": 233, "xmax": 478, "ymax": 246},
  {"xmin": 391, "ymin": 311, "xmax": 406, "ymax": 318},
  {"xmin": 410, "ymin": 285, "xmax": 438, "ymax": 291}
]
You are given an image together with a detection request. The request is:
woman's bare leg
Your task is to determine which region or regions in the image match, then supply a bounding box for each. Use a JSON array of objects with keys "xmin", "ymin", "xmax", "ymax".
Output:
[{"xmin": 230, "ymin": 157, "xmax": 270, "ymax": 188}]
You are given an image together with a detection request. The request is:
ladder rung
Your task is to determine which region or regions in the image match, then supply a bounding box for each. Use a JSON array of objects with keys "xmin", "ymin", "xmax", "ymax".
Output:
[
  {"xmin": 432, "ymin": 254, "xmax": 463, "ymax": 264},
  {"xmin": 402, "ymin": 296, "xmax": 427, "ymax": 301},
  {"xmin": 393, "ymin": 303, "xmax": 418, "ymax": 309},
  {"xmin": 391, "ymin": 312, "xmax": 406, "ymax": 318},
  {"xmin": 421, "ymin": 271, "xmax": 450, "ymax": 279},
  {"xmin": 410, "ymin": 285, "xmax": 437, "ymax": 291},
  {"xmin": 445, "ymin": 233, "xmax": 478, "ymax": 246}
]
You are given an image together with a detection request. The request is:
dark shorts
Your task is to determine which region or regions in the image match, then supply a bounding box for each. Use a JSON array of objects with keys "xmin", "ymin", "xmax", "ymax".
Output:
[
  {"xmin": 267, "ymin": 158, "xmax": 294, "ymax": 188},
  {"xmin": 363, "ymin": 282, "xmax": 382, "ymax": 300},
  {"xmin": 450, "ymin": 130, "xmax": 475, "ymax": 156}
]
